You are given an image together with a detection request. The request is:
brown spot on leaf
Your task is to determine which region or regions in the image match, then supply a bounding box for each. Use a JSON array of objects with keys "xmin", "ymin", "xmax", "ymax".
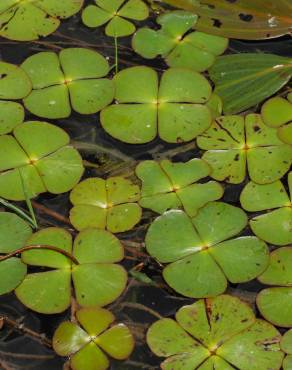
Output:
[
  {"xmin": 212, "ymin": 18, "xmax": 222, "ymax": 28},
  {"xmin": 239, "ymin": 13, "xmax": 253, "ymax": 22}
]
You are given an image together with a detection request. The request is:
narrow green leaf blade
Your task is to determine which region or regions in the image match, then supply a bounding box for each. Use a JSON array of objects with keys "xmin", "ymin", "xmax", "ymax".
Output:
[{"xmin": 209, "ymin": 53, "xmax": 292, "ymax": 114}]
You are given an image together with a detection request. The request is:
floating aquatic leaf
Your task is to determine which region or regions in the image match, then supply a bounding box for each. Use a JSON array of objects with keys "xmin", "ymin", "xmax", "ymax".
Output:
[
  {"xmin": 261, "ymin": 95, "xmax": 292, "ymax": 145},
  {"xmin": 136, "ymin": 158, "xmax": 223, "ymax": 216},
  {"xmin": 101, "ymin": 66, "xmax": 212, "ymax": 144},
  {"xmin": 0, "ymin": 0, "xmax": 84, "ymax": 41},
  {"xmin": 159, "ymin": 0, "xmax": 292, "ymax": 40},
  {"xmin": 281, "ymin": 330, "xmax": 292, "ymax": 370},
  {"xmin": 0, "ymin": 212, "xmax": 32, "ymax": 295},
  {"xmin": 0, "ymin": 62, "xmax": 31, "ymax": 100},
  {"xmin": 240, "ymin": 173, "xmax": 292, "ymax": 245},
  {"xmin": 257, "ymin": 247, "xmax": 292, "ymax": 327},
  {"xmin": 82, "ymin": 0, "xmax": 149, "ymax": 37},
  {"xmin": 22, "ymin": 48, "xmax": 115, "ymax": 119},
  {"xmin": 70, "ymin": 176, "xmax": 141, "ymax": 233},
  {"xmin": 147, "ymin": 295, "xmax": 283, "ymax": 370},
  {"xmin": 0, "ymin": 101, "xmax": 24, "ymax": 135},
  {"xmin": 146, "ymin": 202, "xmax": 269, "ymax": 297},
  {"xmin": 206, "ymin": 93, "xmax": 223, "ymax": 119},
  {"xmin": 0, "ymin": 121, "xmax": 84, "ymax": 201},
  {"xmin": 209, "ymin": 53, "xmax": 292, "ymax": 114},
  {"xmin": 15, "ymin": 227, "xmax": 127, "ymax": 314},
  {"xmin": 53, "ymin": 307, "xmax": 134, "ymax": 370},
  {"xmin": 132, "ymin": 10, "xmax": 227, "ymax": 71},
  {"xmin": 197, "ymin": 114, "xmax": 292, "ymax": 184}
]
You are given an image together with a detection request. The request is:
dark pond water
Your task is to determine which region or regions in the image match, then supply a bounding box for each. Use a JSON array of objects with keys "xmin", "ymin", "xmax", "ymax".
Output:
[{"xmin": 0, "ymin": 1, "xmax": 292, "ymax": 369}]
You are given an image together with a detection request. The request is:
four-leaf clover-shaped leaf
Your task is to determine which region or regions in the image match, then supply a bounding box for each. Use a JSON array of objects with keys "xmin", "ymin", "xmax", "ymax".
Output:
[
  {"xmin": 0, "ymin": 0, "xmax": 84, "ymax": 41},
  {"xmin": 82, "ymin": 0, "xmax": 149, "ymax": 37},
  {"xmin": 21, "ymin": 48, "xmax": 115, "ymax": 119},
  {"xmin": 240, "ymin": 172, "xmax": 292, "ymax": 245},
  {"xmin": 53, "ymin": 307, "xmax": 134, "ymax": 370},
  {"xmin": 70, "ymin": 176, "xmax": 141, "ymax": 233},
  {"xmin": 261, "ymin": 94, "xmax": 292, "ymax": 145},
  {"xmin": 132, "ymin": 10, "xmax": 228, "ymax": 71},
  {"xmin": 0, "ymin": 121, "xmax": 84, "ymax": 200},
  {"xmin": 136, "ymin": 158, "xmax": 223, "ymax": 216},
  {"xmin": 15, "ymin": 227, "xmax": 127, "ymax": 314},
  {"xmin": 101, "ymin": 66, "xmax": 212, "ymax": 144},
  {"xmin": 146, "ymin": 202, "xmax": 269, "ymax": 298},
  {"xmin": 257, "ymin": 247, "xmax": 292, "ymax": 328},
  {"xmin": 197, "ymin": 114, "xmax": 292, "ymax": 184},
  {"xmin": 0, "ymin": 212, "xmax": 31, "ymax": 295},
  {"xmin": 147, "ymin": 295, "xmax": 283, "ymax": 370}
]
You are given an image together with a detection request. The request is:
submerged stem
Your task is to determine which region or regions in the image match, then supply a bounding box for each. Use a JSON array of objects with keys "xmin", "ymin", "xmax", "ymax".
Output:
[
  {"xmin": 31, "ymin": 201, "xmax": 71, "ymax": 225},
  {"xmin": 18, "ymin": 169, "xmax": 38, "ymax": 230},
  {"xmin": 0, "ymin": 245, "xmax": 79, "ymax": 265},
  {"xmin": 114, "ymin": 36, "xmax": 119, "ymax": 74},
  {"xmin": 0, "ymin": 198, "xmax": 35, "ymax": 228}
]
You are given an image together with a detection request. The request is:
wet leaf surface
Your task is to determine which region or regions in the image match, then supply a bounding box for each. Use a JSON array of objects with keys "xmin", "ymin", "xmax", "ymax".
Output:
[
  {"xmin": 0, "ymin": 0, "xmax": 84, "ymax": 41},
  {"xmin": 160, "ymin": 0, "xmax": 292, "ymax": 40},
  {"xmin": 146, "ymin": 202, "xmax": 269, "ymax": 297},
  {"xmin": 136, "ymin": 158, "xmax": 223, "ymax": 216},
  {"xmin": 15, "ymin": 227, "xmax": 127, "ymax": 313},
  {"xmin": 53, "ymin": 307, "xmax": 134, "ymax": 370},
  {"xmin": 22, "ymin": 48, "xmax": 115, "ymax": 118},
  {"xmin": 132, "ymin": 10, "xmax": 227, "ymax": 71},
  {"xmin": 209, "ymin": 53, "xmax": 292, "ymax": 114},
  {"xmin": 147, "ymin": 295, "xmax": 284, "ymax": 369},
  {"xmin": 0, "ymin": 121, "xmax": 84, "ymax": 200},
  {"xmin": 197, "ymin": 115, "xmax": 292, "ymax": 184},
  {"xmin": 240, "ymin": 172, "xmax": 292, "ymax": 245},
  {"xmin": 82, "ymin": 0, "xmax": 149, "ymax": 37},
  {"xmin": 101, "ymin": 66, "xmax": 212, "ymax": 143},
  {"xmin": 70, "ymin": 176, "xmax": 141, "ymax": 233}
]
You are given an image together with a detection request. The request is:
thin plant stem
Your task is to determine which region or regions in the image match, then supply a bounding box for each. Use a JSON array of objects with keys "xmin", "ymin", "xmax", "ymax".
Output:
[
  {"xmin": 18, "ymin": 169, "xmax": 38, "ymax": 229},
  {"xmin": 31, "ymin": 200, "xmax": 71, "ymax": 225},
  {"xmin": 0, "ymin": 350, "xmax": 54, "ymax": 360},
  {"xmin": 1, "ymin": 316, "xmax": 52, "ymax": 348},
  {"xmin": 118, "ymin": 302, "xmax": 163, "ymax": 319},
  {"xmin": 0, "ymin": 198, "xmax": 35, "ymax": 228},
  {"xmin": 0, "ymin": 245, "xmax": 79, "ymax": 265},
  {"xmin": 114, "ymin": 36, "xmax": 119, "ymax": 74},
  {"xmin": 71, "ymin": 140, "xmax": 133, "ymax": 162}
]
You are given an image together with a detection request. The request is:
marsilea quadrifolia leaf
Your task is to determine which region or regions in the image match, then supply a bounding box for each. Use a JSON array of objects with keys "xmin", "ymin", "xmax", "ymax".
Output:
[
  {"xmin": 15, "ymin": 227, "xmax": 127, "ymax": 314},
  {"xmin": 240, "ymin": 172, "xmax": 292, "ymax": 245},
  {"xmin": 261, "ymin": 94, "xmax": 292, "ymax": 145},
  {"xmin": 146, "ymin": 202, "xmax": 269, "ymax": 298},
  {"xmin": 0, "ymin": 121, "xmax": 84, "ymax": 200},
  {"xmin": 147, "ymin": 295, "xmax": 283, "ymax": 370},
  {"xmin": 53, "ymin": 307, "xmax": 134, "ymax": 370},
  {"xmin": 82, "ymin": 0, "xmax": 149, "ymax": 37},
  {"xmin": 197, "ymin": 114, "xmax": 292, "ymax": 184},
  {"xmin": 70, "ymin": 176, "xmax": 142, "ymax": 233},
  {"xmin": 132, "ymin": 10, "xmax": 228, "ymax": 71},
  {"xmin": 22, "ymin": 48, "xmax": 115, "ymax": 119},
  {"xmin": 0, "ymin": 0, "xmax": 84, "ymax": 41},
  {"xmin": 136, "ymin": 158, "xmax": 223, "ymax": 216},
  {"xmin": 101, "ymin": 66, "xmax": 212, "ymax": 144}
]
